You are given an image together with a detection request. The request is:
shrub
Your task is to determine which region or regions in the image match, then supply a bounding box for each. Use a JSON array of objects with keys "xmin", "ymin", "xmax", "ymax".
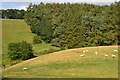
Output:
[
  {"xmin": 60, "ymin": 47, "xmax": 66, "ymax": 50},
  {"xmin": 39, "ymin": 48, "xmax": 60, "ymax": 55},
  {"xmin": 33, "ymin": 36, "xmax": 42, "ymax": 44},
  {"xmin": 8, "ymin": 41, "xmax": 34, "ymax": 60},
  {"xmin": 8, "ymin": 42, "xmax": 21, "ymax": 60}
]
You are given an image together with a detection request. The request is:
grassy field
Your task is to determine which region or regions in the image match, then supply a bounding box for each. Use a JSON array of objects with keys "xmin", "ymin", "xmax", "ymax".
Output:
[
  {"xmin": 2, "ymin": 19, "xmax": 60, "ymax": 67},
  {"xmin": 1, "ymin": 19, "xmax": 118, "ymax": 78},
  {"xmin": 2, "ymin": 19, "xmax": 35, "ymax": 54},
  {"xmin": 3, "ymin": 46, "xmax": 118, "ymax": 78}
]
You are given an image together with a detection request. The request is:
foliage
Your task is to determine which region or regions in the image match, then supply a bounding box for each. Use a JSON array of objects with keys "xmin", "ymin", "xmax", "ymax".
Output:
[
  {"xmin": 1, "ymin": 9, "xmax": 25, "ymax": 19},
  {"xmin": 38, "ymin": 48, "xmax": 60, "ymax": 55},
  {"xmin": 24, "ymin": 2, "xmax": 119, "ymax": 48},
  {"xmin": 33, "ymin": 35, "xmax": 42, "ymax": 44},
  {"xmin": 8, "ymin": 41, "xmax": 34, "ymax": 60}
]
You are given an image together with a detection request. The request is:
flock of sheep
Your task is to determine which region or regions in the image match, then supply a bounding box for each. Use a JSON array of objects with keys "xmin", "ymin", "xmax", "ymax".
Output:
[
  {"xmin": 80, "ymin": 49, "xmax": 118, "ymax": 58},
  {"xmin": 23, "ymin": 49, "xmax": 118, "ymax": 71}
]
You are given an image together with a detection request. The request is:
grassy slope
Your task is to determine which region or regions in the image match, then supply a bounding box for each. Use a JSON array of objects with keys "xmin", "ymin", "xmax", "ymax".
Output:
[
  {"xmin": 3, "ymin": 46, "xmax": 118, "ymax": 78},
  {"xmin": 2, "ymin": 19, "xmax": 35, "ymax": 54},
  {"xmin": 2, "ymin": 19, "xmax": 60, "ymax": 66}
]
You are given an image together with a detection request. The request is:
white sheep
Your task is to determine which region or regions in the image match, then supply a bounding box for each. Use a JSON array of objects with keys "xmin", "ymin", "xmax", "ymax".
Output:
[
  {"xmin": 105, "ymin": 54, "xmax": 108, "ymax": 57},
  {"xmin": 80, "ymin": 54, "xmax": 85, "ymax": 57},
  {"xmin": 82, "ymin": 51, "xmax": 86, "ymax": 53},
  {"xmin": 113, "ymin": 50, "xmax": 118, "ymax": 53},
  {"xmin": 85, "ymin": 50, "xmax": 88, "ymax": 52},
  {"xmin": 23, "ymin": 66, "xmax": 28, "ymax": 71},
  {"xmin": 95, "ymin": 52, "xmax": 98, "ymax": 55},
  {"xmin": 112, "ymin": 55, "xmax": 116, "ymax": 58}
]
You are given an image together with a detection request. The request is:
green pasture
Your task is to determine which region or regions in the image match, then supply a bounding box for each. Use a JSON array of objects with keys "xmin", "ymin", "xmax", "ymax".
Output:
[
  {"xmin": 3, "ymin": 46, "xmax": 118, "ymax": 78},
  {"xmin": 2, "ymin": 19, "xmax": 59, "ymax": 67}
]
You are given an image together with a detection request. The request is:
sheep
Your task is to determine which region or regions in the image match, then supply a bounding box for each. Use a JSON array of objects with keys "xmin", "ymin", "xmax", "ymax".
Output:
[
  {"xmin": 23, "ymin": 66, "xmax": 28, "ymax": 71},
  {"xmin": 113, "ymin": 50, "xmax": 118, "ymax": 53},
  {"xmin": 112, "ymin": 55, "xmax": 116, "ymax": 58},
  {"xmin": 105, "ymin": 54, "xmax": 108, "ymax": 58},
  {"xmin": 85, "ymin": 50, "xmax": 88, "ymax": 52},
  {"xmin": 82, "ymin": 51, "xmax": 86, "ymax": 53},
  {"xmin": 95, "ymin": 52, "xmax": 98, "ymax": 55},
  {"xmin": 80, "ymin": 54, "xmax": 85, "ymax": 57}
]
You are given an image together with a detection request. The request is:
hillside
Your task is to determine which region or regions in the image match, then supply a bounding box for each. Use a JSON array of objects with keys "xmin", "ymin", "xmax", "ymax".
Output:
[
  {"xmin": 1, "ymin": 2, "xmax": 119, "ymax": 78},
  {"xmin": 2, "ymin": 19, "xmax": 35, "ymax": 54},
  {"xmin": 3, "ymin": 46, "xmax": 118, "ymax": 78},
  {"xmin": 2, "ymin": 19, "xmax": 60, "ymax": 67}
]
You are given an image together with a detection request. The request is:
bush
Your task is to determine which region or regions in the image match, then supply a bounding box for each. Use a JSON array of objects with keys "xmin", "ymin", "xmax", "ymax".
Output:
[
  {"xmin": 33, "ymin": 36, "xmax": 42, "ymax": 44},
  {"xmin": 39, "ymin": 48, "xmax": 60, "ymax": 55},
  {"xmin": 8, "ymin": 41, "xmax": 34, "ymax": 60},
  {"xmin": 60, "ymin": 47, "xmax": 66, "ymax": 50}
]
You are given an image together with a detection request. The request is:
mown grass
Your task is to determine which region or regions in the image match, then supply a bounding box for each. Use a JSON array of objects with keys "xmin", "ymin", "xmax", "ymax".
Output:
[
  {"xmin": 2, "ymin": 19, "xmax": 60, "ymax": 67},
  {"xmin": 3, "ymin": 46, "xmax": 118, "ymax": 78}
]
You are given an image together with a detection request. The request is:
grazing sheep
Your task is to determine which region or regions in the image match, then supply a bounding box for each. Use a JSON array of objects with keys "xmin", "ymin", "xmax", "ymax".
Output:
[
  {"xmin": 86, "ymin": 50, "xmax": 88, "ymax": 52},
  {"xmin": 95, "ymin": 52, "xmax": 98, "ymax": 55},
  {"xmin": 105, "ymin": 54, "xmax": 108, "ymax": 57},
  {"xmin": 23, "ymin": 66, "xmax": 28, "ymax": 71},
  {"xmin": 82, "ymin": 51, "xmax": 86, "ymax": 53},
  {"xmin": 80, "ymin": 54, "xmax": 85, "ymax": 57},
  {"xmin": 112, "ymin": 55, "xmax": 116, "ymax": 58},
  {"xmin": 113, "ymin": 50, "xmax": 118, "ymax": 53}
]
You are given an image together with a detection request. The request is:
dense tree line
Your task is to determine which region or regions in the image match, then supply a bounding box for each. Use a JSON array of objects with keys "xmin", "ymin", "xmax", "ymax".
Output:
[
  {"xmin": 1, "ymin": 9, "xmax": 25, "ymax": 19},
  {"xmin": 24, "ymin": 2, "xmax": 120, "ymax": 49}
]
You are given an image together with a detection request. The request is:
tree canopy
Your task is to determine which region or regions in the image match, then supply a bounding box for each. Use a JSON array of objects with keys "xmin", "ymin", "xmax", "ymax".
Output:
[
  {"xmin": 24, "ymin": 2, "xmax": 119, "ymax": 48},
  {"xmin": 1, "ymin": 9, "xmax": 25, "ymax": 19}
]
